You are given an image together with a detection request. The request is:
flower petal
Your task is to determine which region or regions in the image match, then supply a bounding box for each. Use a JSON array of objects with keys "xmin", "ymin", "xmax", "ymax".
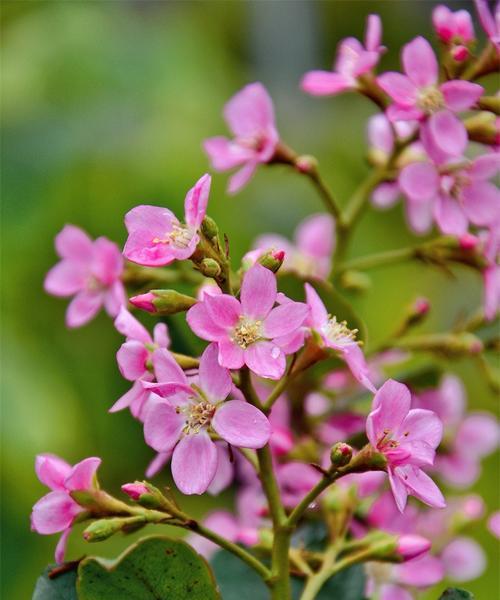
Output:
[
  {"xmin": 396, "ymin": 554, "xmax": 445, "ymax": 587},
  {"xmin": 427, "ymin": 110, "xmax": 467, "ymax": 157},
  {"xmin": 295, "ymin": 213, "xmax": 336, "ymax": 261},
  {"xmin": 434, "ymin": 193, "xmax": 468, "ymax": 236},
  {"xmin": 368, "ymin": 379, "xmax": 411, "ymax": 441},
  {"xmin": 304, "ymin": 283, "xmax": 328, "ymax": 328},
  {"xmin": 398, "ymin": 409, "xmax": 443, "ymax": 449},
  {"xmin": 212, "ymin": 400, "xmax": 271, "ymax": 448},
  {"xmin": 218, "ymin": 339, "xmax": 246, "ymax": 369},
  {"xmin": 152, "ymin": 348, "xmax": 188, "ymax": 385},
  {"xmin": 245, "ymin": 341, "xmax": 285, "ymax": 380},
  {"xmin": 31, "ymin": 491, "xmax": 80, "ymax": 534},
  {"xmin": 184, "ymin": 173, "xmax": 211, "ymax": 229},
  {"xmin": 301, "ymin": 71, "xmax": 354, "ymax": 96},
  {"xmin": 399, "ymin": 465, "xmax": 446, "ymax": 508},
  {"xmin": 205, "ymin": 294, "xmax": 241, "ymax": 328},
  {"xmin": 171, "ymin": 431, "xmax": 218, "ymax": 495},
  {"xmin": 441, "ymin": 80, "xmax": 484, "ymax": 112},
  {"xmin": 65, "ymin": 457, "xmax": 101, "ymax": 491},
  {"xmin": 35, "ymin": 454, "xmax": 72, "ymax": 491},
  {"xmin": 462, "ymin": 180, "xmax": 500, "ymax": 227},
  {"xmin": 399, "ymin": 162, "xmax": 439, "ymax": 202},
  {"xmin": 388, "ymin": 468, "xmax": 409, "ymax": 513},
  {"xmin": 55, "ymin": 225, "xmax": 94, "ymax": 262},
  {"xmin": 341, "ymin": 344, "xmax": 376, "ymax": 392},
  {"xmin": 199, "ymin": 343, "xmax": 232, "ymax": 402},
  {"xmin": 114, "ymin": 307, "xmax": 151, "ymax": 344},
  {"xmin": 224, "ymin": 82, "xmax": 276, "ymax": 139},
  {"xmin": 377, "ymin": 73, "xmax": 418, "ymax": 106},
  {"xmin": 456, "ymin": 413, "xmax": 499, "ymax": 458},
  {"xmin": 402, "ymin": 37, "xmax": 438, "ymax": 87},
  {"xmin": 54, "ymin": 528, "xmax": 72, "ymax": 564},
  {"xmin": 441, "ymin": 537, "xmax": 486, "ymax": 582},
  {"xmin": 186, "ymin": 302, "xmax": 228, "ymax": 341},
  {"xmin": 203, "ymin": 137, "xmax": 254, "ymax": 170},
  {"xmin": 227, "ymin": 162, "xmax": 258, "ymax": 195},
  {"xmin": 117, "ymin": 341, "xmax": 148, "ymax": 381},
  {"xmin": 207, "ymin": 443, "xmax": 235, "ymax": 495},
  {"xmin": 263, "ymin": 302, "xmax": 309, "ymax": 338},
  {"xmin": 144, "ymin": 401, "xmax": 185, "ymax": 453},
  {"xmin": 44, "ymin": 260, "xmax": 86, "ymax": 297},
  {"xmin": 240, "ymin": 263, "xmax": 277, "ymax": 320},
  {"xmin": 65, "ymin": 291, "xmax": 102, "ymax": 328}
]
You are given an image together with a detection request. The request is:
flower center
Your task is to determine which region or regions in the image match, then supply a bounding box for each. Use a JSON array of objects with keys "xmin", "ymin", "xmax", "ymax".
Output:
[
  {"xmin": 322, "ymin": 316, "xmax": 358, "ymax": 347},
  {"xmin": 232, "ymin": 316, "xmax": 263, "ymax": 349},
  {"xmin": 153, "ymin": 224, "xmax": 193, "ymax": 249},
  {"xmin": 179, "ymin": 401, "xmax": 216, "ymax": 435},
  {"xmin": 417, "ymin": 86, "xmax": 445, "ymax": 114},
  {"xmin": 237, "ymin": 134, "xmax": 266, "ymax": 152},
  {"xmin": 86, "ymin": 274, "xmax": 105, "ymax": 292}
]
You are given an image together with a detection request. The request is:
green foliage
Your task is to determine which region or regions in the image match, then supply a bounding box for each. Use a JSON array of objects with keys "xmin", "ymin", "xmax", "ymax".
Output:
[
  {"xmin": 77, "ymin": 536, "xmax": 220, "ymax": 599},
  {"xmin": 438, "ymin": 589, "xmax": 475, "ymax": 600},
  {"xmin": 32, "ymin": 565, "xmax": 77, "ymax": 600}
]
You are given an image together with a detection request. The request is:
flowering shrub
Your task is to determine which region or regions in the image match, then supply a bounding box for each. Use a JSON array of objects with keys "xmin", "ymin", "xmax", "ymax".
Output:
[{"xmin": 34, "ymin": 3, "xmax": 499, "ymax": 599}]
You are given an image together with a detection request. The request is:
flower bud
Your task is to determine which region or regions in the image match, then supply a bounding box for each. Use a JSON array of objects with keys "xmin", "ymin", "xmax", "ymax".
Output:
[
  {"xmin": 83, "ymin": 516, "xmax": 146, "ymax": 542},
  {"xmin": 201, "ymin": 216, "xmax": 219, "ymax": 239},
  {"xmin": 330, "ymin": 442, "xmax": 353, "ymax": 468},
  {"xmin": 121, "ymin": 480, "xmax": 173, "ymax": 511},
  {"xmin": 130, "ymin": 290, "xmax": 197, "ymax": 315},
  {"xmin": 465, "ymin": 112, "xmax": 497, "ymax": 145},
  {"xmin": 451, "ymin": 45, "xmax": 470, "ymax": 62},
  {"xmin": 122, "ymin": 482, "xmax": 150, "ymax": 501},
  {"xmin": 396, "ymin": 534, "xmax": 431, "ymax": 561},
  {"xmin": 459, "ymin": 233, "xmax": 480, "ymax": 250},
  {"xmin": 258, "ymin": 249, "xmax": 285, "ymax": 273},
  {"xmin": 199, "ymin": 258, "xmax": 222, "ymax": 278},
  {"xmin": 295, "ymin": 155, "xmax": 318, "ymax": 174}
]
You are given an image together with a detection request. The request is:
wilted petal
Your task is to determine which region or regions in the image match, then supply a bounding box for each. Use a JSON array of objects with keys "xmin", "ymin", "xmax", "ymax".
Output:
[
  {"xmin": 402, "ymin": 37, "xmax": 438, "ymax": 87},
  {"xmin": 171, "ymin": 431, "xmax": 218, "ymax": 495},
  {"xmin": 213, "ymin": 400, "xmax": 271, "ymax": 448},
  {"xmin": 199, "ymin": 343, "xmax": 232, "ymax": 402},
  {"xmin": 241, "ymin": 263, "xmax": 277, "ymax": 320},
  {"xmin": 144, "ymin": 401, "xmax": 185, "ymax": 453},
  {"xmin": 245, "ymin": 341, "xmax": 285, "ymax": 380}
]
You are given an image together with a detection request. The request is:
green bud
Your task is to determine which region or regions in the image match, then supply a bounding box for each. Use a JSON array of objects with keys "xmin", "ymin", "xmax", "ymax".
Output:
[
  {"xmin": 258, "ymin": 250, "xmax": 285, "ymax": 273},
  {"xmin": 199, "ymin": 258, "xmax": 222, "ymax": 278},
  {"xmin": 343, "ymin": 445, "xmax": 387, "ymax": 474},
  {"xmin": 83, "ymin": 516, "xmax": 146, "ymax": 542},
  {"xmin": 465, "ymin": 112, "xmax": 497, "ymax": 145},
  {"xmin": 150, "ymin": 290, "xmax": 197, "ymax": 315},
  {"xmin": 295, "ymin": 154, "xmax": 318, "ymax": 174},
  {"xmin": 201, "ymin": 216, "xmax": 219, "ymax": 239},
  {"xmin": 330, "ymin": 442, "xmax": 353, "ymax": 468}
]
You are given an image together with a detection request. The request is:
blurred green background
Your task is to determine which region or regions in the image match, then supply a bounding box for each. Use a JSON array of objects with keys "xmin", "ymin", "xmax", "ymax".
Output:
[{"xmin": 1, "ymin": 1, "xmax": 498, "ymax": 598}]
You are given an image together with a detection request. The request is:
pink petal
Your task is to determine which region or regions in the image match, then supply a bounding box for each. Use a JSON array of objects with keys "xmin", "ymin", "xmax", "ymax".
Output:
[
  {"xmin": 205, "ymin": 294, "xmax": 241, "ymax": 328},
  {"xmin": 441, "ymin": 80, "xmax": 484, "ymax": 112},
  {"xmin": 117, "ymin": 341, "xmax": 148, "ymax": 381},
  {"xmin": 153, "ymin": 322, "xmax": 170, "ymax": 348},
  {"xmin": 212, "ymin": 400, "xmax": 271, "ymax": 448},
  {"xmin": 469, "ymin": 153, "xmax": 500, "ymax": 179},
  {"xmin": 386, "ymin": 104, "xmax": 424, "ymax": 122},
  {"xmin": 103, "ymin": 281, "xmax": 126, "ymax": 317},
  {"xmin": 114, "ymin": 307, "xmax": 151, "ymax": 344},
  {"xmin": 301, "ymin": 71, "xmax": 354, "ymax": 96},
  {"xmin": 441, "ymin": 537, "xmax": 486, "ymax": 582},
  {"xmin": 484, "ymin": 265, "xmax": 500, "ymax": 321},
  {"xmin": 218, "ymin": 339, "xmax": 245, "ymax": 369},
  {"xmin": 367, "ymin": 114, "xmax": 394, "ymax": 154},
  {"xmin": 54, "ymin": 225, "xmax": 93, "ymax": 262},
  {"xmin": 377, "ymin": 73, "xmax": 418, "ymax": 106},
  {"xmin": 199, "ymin": 343, "xmax": 232, "ymax": 402},
  {"xmin": 399, "ymin": 162, "xmax": 439, "ymax": 202},
  {"xmin": 227, "ymin": 161, "xmax": 258, "ymax": 195},
  {"xmin": 245, "ymin": 341, "xmax": 285, "ymax": 380},
  {"xmin": 35, "ymin": 454, "xmax": 72, "ymax": 491},
  {"xmin": 405, "ymin": 196, "xmax": 434, "ymax": 235},
  {"xmin": 224, "ymin": 82, "xmax": 276, "ymax": 139},
  {"xmin": 184, "ymin": 173, "xmax": 211, "ymax": 229},
  {"xmin": 186, "ymin": 302, "xmax": 228, "ymax": 342},
  {"xmin": 92, "ymin": 237, "xmax": 123, "ymax": 284},
  {"xmin": 263, "ymin": 302, "xmax": 309, "ymax": 338},
  {"xmin": 144, "ymin": 401, "xmax": 185, "ymax": 453},
  {"xmin": 396, "ymin": 554, "xmax": 445, "ymax": 587},
  {"xmin": 240, "ymin": 263, "xmax": 276, "ymax": 320},
  {"xmin": 435, "ymin": 453, "xmax": 479, "ymax": 487},
  {"xmin": 207, "ymin": 443, "xmax": 234, "ymax": 495},
  {"xmin": 364, "ymin": 14, "xmax": 383, "ymax": 52},
  {"xmin": 124, "ymin": 204, "xmax": 175, "ymax": 237},
  {"xmin": 123, "ymin": 205, "xmax": 177, "ymax": 266},
  {"xmin": 171, "ymin": 431, "xmax": 218, "ymax": 495},
  {"xmin": 143, "ymin": 381, "xmax": 193, "ymax": 398},
  {"xmin": 44, "ymin": 260, "xmax": 86, "ymax": 297},
  {"xmin": 434, "ymin": 193, "xmax": 468, "ymax": 236},
  {"xmin": 398, "ymin": 465, "xmax": 446, "ymax": 508},
  {"xmin": 109, "ymin": 380, "xmax": 148, "ymax": 414},
  {"xmin": 203, "ymin": 136, "xmax": 254, "ymax": 170},
  {"xmin": 304, "ymin": 283, "xmax": 328, "ymax": 328},
  {"xmin": 31, "ymin": 491, "xmax": 80, "ymax": 534},
  {"xmin": 398, "ymin": 409, "xmax": 443, "ymax": 449},
  {"xmin": 380, "ymin": 584, "xmax": 413, "ymax": 600},
  {"xmin": 372, "ymin": 182, "xmax": 401, "ymax": 208},
  {"xmin": 456, "ymin": 413, "xmax": 499, "ymax": 457},
  {"xmin": 65, "ymin": 291, "xmax": 102, "ymax": 328},
  {"xmin": 432, "ymin": 5, "xmax": 455, "ymax": 42},
  {"xmin": 388, "ymin": 468, "xmax": 409, "ymax": 512},
  {"xmin": 65, "ymin": 457, "xmax": 101, "ymax": 491},
  {"xmin": 341, "ymin": 344, "xmax": 376, "ymax": 392},
  {"xmin": 402, "ymin": 37, "xmax": 438, "ymax": 88},
  {"xmin": 145, "ymin": 451, "xmax": 171, "ymax": 478},
  {"xmin": 427, "ymin": 110, "xmax": 467, "ymax": 157},
  {"xmin": 152, "ymin": 348, "xmax": 188, "ymax": 384},
  {"xmin": 367, "ymin": 379, "xmax": 411, "ymax": 443},
  {"xmin": 54, "ymin": 528, "xmax": 72, "ymax": 564},
  {"xmin": 295, "ymin": 213, "xmax": 335, "ymax": 260},
  {"xmin": 462, "ymin": 180, "xmax": 500, "ymax": 227}
]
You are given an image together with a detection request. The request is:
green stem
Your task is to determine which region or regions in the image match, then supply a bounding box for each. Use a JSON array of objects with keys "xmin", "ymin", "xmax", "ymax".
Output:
[
  {"xmin": 303, "ymin": 168, "xmax": 343, "ymax": 223},
  {"xmin": 299, "ymin": 540, "xmax": 341, "ymax": 600},
  {"xmin": 336, "ymin": 246, "xmax": 416, "ymax": 274},
  {"xmin": 287, "ymin": 474, "xmax": 338, "ymax": 529}
]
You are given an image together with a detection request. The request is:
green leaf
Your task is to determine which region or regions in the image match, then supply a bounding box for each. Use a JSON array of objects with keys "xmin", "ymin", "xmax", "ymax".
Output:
[
  {"xmin": 32, "ymin": 565, "xmax": 77, "ymax": 600},
  {"xmin": 78, "ymin": 535, "xmax": 220, "ymax": 600},
  {"xmin": 438, "ymin": 588, "xmax": 475, "ymax": 600},
  {"xmin": 211, "ymin": 548, "xmax": 366, "ymax": 600}
]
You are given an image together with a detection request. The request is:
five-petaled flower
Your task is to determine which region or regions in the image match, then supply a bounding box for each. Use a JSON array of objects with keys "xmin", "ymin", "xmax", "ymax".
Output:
[
  {"xmin": 366, "ymin": 379, "xmax": 446, "ymax": 512},
  {"xmin": 203, "ymin": 83, "xmax": 279, "ymax": 194},
  {"xmin": 143, "ymin": 343, "xmax": 271, "ymax": 494},
  {"xmin": 44, "ymin": 225, "xmax": 126, "ymax": 328},
  {"xmin": 31, "ymin": 454, "xmax": 101, "ymax": 562},
  {"xmin": 123, "ymin": 173, "xmax": 211, "ymax": 266},
  {"xmin": 187, "ymin": 264, "xmax": 309, "ymax": 379}
]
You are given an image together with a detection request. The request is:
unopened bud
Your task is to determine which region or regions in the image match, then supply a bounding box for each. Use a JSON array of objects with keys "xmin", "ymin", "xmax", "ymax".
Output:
[
  {"xmin": 330, "ymin": 442, "xmax": 353, "ymax": 468},
  {"xmin": 201, "ymin": 216, "xmax": 219, "ymax": 239},
  {"xmin": 122, "ymin": 480, "xmax": 173, "ymax": 511},
  {"xmin": 477, "ymin": 96, "xmax": 500, "ymax": 116},
  {"xmin": 130, "ymin": 290, "xmax": 196, "ymax": 316},
  {"xmin": 459, "ymin": 233, "xmax": 480, "ymax": 250},
  {"xmin": 396, "ymin": 535, "xmax": 431, "ymax": 561},
  {"xmin": 295, "ymin": 155, "xmax": 318, "ymax": 174},
  {"xmin": 465, "ymin": 112, "xmax": 497, "ymax": 145},
  {"xmin": 83, "ymin": 516, "xmax": 146, "ymax": 542},
  {"xmin": 258, "ymin": 249, "xmax": 286, "ymax": 273},
  {"xmin": 199, "ymin": 258, "xmax": 222, "ymax": 278},
  {"xmin": 451, "ymin": 45, "xmax": 469, "ymax": 62},
  {"xmin": 122, "ymin": 482, "xmax": 150, "ymax": 501}
]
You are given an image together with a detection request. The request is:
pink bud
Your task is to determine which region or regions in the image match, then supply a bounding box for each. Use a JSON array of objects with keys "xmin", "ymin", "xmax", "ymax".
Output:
[
  {"xmin": 129, "ymin": 293, "xmax": 156, "ymax": 313},
  {"xmin": 397, "ymin": 535, "xmax": 431, "ymax": 561},
  {"xmin": 122, "ymin": 482, "xmax": 149, "ymax": 500},
  {"xmin": 462, "ymin": 494, "xmax": 485, "ymax": 520},
  {"xmin": 451, "ymin": 45, "xmax": 470, "ymax": 62},
  {"xmin": 237, "ymin": 527, "xmax": 259, "ymax": 546},
  {"xmin": 459, "ymin": 233, "xmax": 479, "ymax": 250},
  {"xmin": 272, "ymin": 249, "xmax": 286, "ymax": 263},
  {"xmin": 413, "ymin": 297, "xmax": 430, "ymax": 315}
]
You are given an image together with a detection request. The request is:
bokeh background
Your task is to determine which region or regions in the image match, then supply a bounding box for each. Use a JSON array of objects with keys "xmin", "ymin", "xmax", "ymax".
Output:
[{"xmin": 1, "ymin": 1, "xmax": 498, "ymax": 598}]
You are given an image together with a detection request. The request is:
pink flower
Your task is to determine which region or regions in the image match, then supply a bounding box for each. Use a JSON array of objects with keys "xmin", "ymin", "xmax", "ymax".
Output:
[
  {"xmin": 366, "ymin": 379, "xmax": 445, "ymax": 512},
  {"xmin": 488, "ymin": 511, "xmax": 500, "ymax": 538},
  {"xmin": 203, "ymin": 83, "xmax": 279, "ymax": 194},
  {"xmin": 44, "ymin": 225, "xmax": 126, "ymax": 328},
  {"xmin": 187, "ymin": 264, "xmax": 309, "ymax": 379},
  {"xmin": 481, "ymin": 221, "xmax": 500, "ymax": 320},
  {"xmin": 143, "ymin": 344, "xmax": 271, "ymax": 494},
  {"xmin": 433, "ymin": 5, "xmax": 475, "ymax": 61},
  {"xmin": 110, "ymin": 307, "xmax": 170, "ymax": 419},
  {"xmin": 123, "ymin": 173, "xmax": 211, "ymax": 266},
  {"xmin": 304, "ymin": 283, "xmax": 376, "ymax": 392},
  {"xmin": 397, "ymin": 535, "xmax": 431, "ymax": 561},
  {"xmin": 378, "ymin": 37, "xmax": 483, "ymax": 157},
  {"xmin": 441, "ymin": 537, "xmax": 486, "ymax": 582},
  {"xmin": 31, "ymin": 454, "xmax": 101, "ymax": 562},
  {"xmin": 277, "ymin": 462, "xmax": 322, "ymax": 507},
  {"xmin": 474, "ymin": 0, "xmax": 500, "ymax": 48},
  {"xmin": 399, "ymin": 153, "xmax": 500, "ymax": 235},
  {"xmin": 301, "ymin": 15, "xmax": 384, "ymax": 96},
  {"xmin": 247, "ymin": 213, "xmax": 335, "ymax": 279}
]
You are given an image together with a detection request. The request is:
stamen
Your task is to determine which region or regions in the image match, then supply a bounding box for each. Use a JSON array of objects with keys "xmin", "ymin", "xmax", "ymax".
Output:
[
  {"xmin": 322, "ymin": 315, "xmax": 358, "ymax": 346},
  {"xmin": 182, "ymin": 401, "xmax": 216, "ymax": 435},
  {"xmin": 152, "ymin": 225, "xmax": 193, "ymax": 249},
  {"xmin": 232, "ymin": 316, "xmax": 263, "ymax": 349},
  {"xmin": 417, "ymin": 86, "xmax": 445, "ymax": 114}
]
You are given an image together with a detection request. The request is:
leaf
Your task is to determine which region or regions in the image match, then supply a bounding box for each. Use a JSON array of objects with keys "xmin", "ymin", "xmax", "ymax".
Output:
[
  {"xmin": 78, "ymin": 535, "xmax": 221, "ymax": 600},
  {"xmin": 438, "ymin": 589, "xmax": 475, "ymax": 600},
  {"xmin": 211, "ymin": 548, "xmax": 366, "ymax": 600},
  {"xmin": 32, "ymin": 565, "xmax": 78, "ymax": 600}
]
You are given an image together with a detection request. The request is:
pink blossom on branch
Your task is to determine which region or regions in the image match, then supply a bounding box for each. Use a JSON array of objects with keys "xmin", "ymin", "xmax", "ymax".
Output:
[
  {"xmin": 44, "ymin": 225, "xmax": 126, "ymax": 328},
  {"xmin": 203, "ymin": 83, "xmax": 279, "ymax": 194},
  {"xmin": 143, "ymin": 344, "xmax": 271, "ymax": 494},
  {"xmin": 432, "ymin": 5, "xmax": 475, "ymax": 61},
  {"xmin": 366, "ymin": 379, "xmax": 445, "ymax": 512},
  {"xmin": 187, "ymin": 264, "xmax": 309, "ymax": 379},
  {"xmin": 474, "ymin": 0, "xmax": 500, "ymax": 48},
  {"xmin": 123, "ymin": 173, "xmax": 211, "ymax": 266},
  {"xmin": 301, "ymin": 15, "xmax": 384, "ymax": 97},
  {"xmin": 31, "ymin": 454, "xmax": 101, "ymax": 562},
  {"xmin": 377, "ymin": 36, "xmax": 483, "ymax": 157}
]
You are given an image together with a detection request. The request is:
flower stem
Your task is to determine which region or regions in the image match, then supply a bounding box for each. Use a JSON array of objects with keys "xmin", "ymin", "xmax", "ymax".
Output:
[{"xmin": 337, "ymin": 246, "xmax": 417, "ymax": 274}]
